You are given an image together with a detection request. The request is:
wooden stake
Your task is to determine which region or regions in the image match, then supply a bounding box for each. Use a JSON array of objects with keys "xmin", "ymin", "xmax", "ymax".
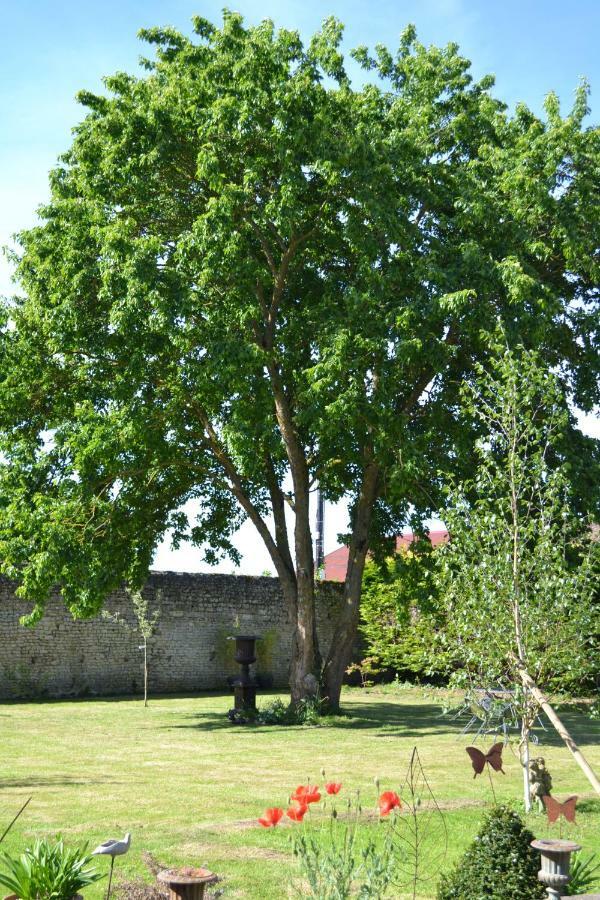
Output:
[{"xmin": 512, "ymin": 656, "xmax": 600, "ymax": 797}]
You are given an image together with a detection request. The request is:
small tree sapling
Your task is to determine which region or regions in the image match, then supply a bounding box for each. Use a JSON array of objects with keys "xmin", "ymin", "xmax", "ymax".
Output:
[
  {"xmin": 435, "ymin": 343, "xmax": 600, "ymax": 809},
  {"xmin": 103, "ymin": 588, "xmax": 161, "ymax": 706}
]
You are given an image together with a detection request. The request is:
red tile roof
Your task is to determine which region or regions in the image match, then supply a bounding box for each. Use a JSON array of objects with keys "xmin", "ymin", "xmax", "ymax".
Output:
[{"xmin": 323, "ymin": 530, "xmax": 449, "ymax": 582}]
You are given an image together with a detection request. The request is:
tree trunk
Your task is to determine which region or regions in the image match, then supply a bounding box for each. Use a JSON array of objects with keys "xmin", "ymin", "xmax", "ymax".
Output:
[
  {"xmin": 322, "ymin": 462, "xmax": 379, "ymax": 711},
  {"xmin": 520, "ymin": 711, "xmax": 531, "ymax": 812},
  {"xmin": 143, "ymin": 639, "xmax": 148, "ymax": 708},
  {"xmin": 289, "ymin": 577, "xmax": 319, "ymax": 704},
  {"xmin": 289, "ymin": 479, "xmax": 320, "ymax": 703}
]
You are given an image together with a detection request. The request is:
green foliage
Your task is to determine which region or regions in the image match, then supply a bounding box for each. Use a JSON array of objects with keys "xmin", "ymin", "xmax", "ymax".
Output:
[
  {"xmin": 435, "ymin": 345, "xmax": 600, "ymax": 698},
  {"xmin": 256, "ymin": 697, "xmax": 289, "ymax": 725},
  {"xmin": 569, "ymin": 852, "xmax": 600, "ymax": 895},
  {"xmin": 436, "ymin": 805, "xmax": 544, "ymax": 900},
  {"xmin": 129, "ymin": 588, "xmax": 160, "ymax": 642},
  {"xmin": 358, "ymin": 541, "xmax": 451, "ymax": 680},
  {"xmin": 0, "ymin": 838, "xmax": 104, "ymax": 900},
  {"xmin": 293, "ymin": 802, "xmax": 399, "ymax": 899},
  {"xmin": 0, "ymin": 8, "xmax": 598, "ymax": 710},
  {"xmin": 257, "ymin": 694, "xmax": 325, "ymax": 726}
]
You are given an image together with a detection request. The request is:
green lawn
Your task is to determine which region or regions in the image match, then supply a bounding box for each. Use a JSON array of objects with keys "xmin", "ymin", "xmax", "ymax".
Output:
[{"xmin": 1, "ymin": 686, "xmax": 599, "ymax": 898}]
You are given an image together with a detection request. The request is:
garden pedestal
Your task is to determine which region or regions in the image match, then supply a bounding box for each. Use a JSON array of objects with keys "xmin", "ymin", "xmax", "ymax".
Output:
[
  {"xmin": 157, "ymin": 868, "xmax": 217, "ymax": 900},
  {"xmin": 531, "ymin": 839, "xmax": 581, "ymax": 899}
]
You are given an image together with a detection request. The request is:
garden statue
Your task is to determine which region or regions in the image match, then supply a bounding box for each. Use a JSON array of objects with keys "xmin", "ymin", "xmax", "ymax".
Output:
[
  {"xmin": 530, "ymin": 757, "xmax": 553, "ymax": 812},
  {"xmin": 92, "ymin": 832, "xmax": 131, "ymax": 900}
]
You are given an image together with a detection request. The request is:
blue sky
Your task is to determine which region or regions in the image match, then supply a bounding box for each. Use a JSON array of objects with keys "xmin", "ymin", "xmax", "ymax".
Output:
[{"xmin": 1, "ymin": 1, "xmax": 598, "ymax": 572}]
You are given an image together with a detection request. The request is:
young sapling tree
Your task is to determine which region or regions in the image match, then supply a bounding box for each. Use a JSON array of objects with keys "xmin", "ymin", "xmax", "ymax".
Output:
[
  {"xmin": 103, "ymin": 588, "xmax": 161, "ymax": 706},
  {"xmin": 436, "ymin": 344, "xmax": 600, "ymax": 808}
]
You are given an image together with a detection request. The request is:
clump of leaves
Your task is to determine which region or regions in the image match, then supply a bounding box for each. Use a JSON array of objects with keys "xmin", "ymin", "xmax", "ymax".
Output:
[
  {"xmin": 436, "ymin": 805, "xmax": 544, "ymax": 899},
  {"xmin": 569, "ymin": 852, "xmax": 600, "ymax": 896},
  {"xmin": 256, "ymin": 696, "xmax": 325, "ymax": 726},
  {"xmin": 0, "ymin": 838, "xmax": 104, "ymax": 900},
  {"xmin": 293, "ymin": 795, "xmax": 400, "ymax": 899},
  {"xmin": 359, "ymin": 543, "xmax": 452, "ymax": 683}
]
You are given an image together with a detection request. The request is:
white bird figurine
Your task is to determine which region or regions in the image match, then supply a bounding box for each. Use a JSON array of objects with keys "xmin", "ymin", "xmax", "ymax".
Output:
[{"xmin": 92, "ymin": 833, "xmax": 131, "ymax": 900}]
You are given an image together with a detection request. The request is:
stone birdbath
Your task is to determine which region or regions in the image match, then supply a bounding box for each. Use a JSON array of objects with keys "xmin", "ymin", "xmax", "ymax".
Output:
[
  {"xmin": 157, "ymin": 867, "xmax": 218, "ymax": 900},
  {"xmin": 531, "ymin": 839, "xmax": 581, "ymax": 899}
]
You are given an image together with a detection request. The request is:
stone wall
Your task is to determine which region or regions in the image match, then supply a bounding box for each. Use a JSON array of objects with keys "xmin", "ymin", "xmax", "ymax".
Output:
[{"xmin": 0, "ymin": 572, "xmax": 343, "ymax": 700}]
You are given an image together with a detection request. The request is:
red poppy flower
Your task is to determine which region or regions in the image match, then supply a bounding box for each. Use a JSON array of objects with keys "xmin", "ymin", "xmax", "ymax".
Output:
[
  {"xmin": 258, "ymin": 807, "xmax": 284, "ymax": 827},
  {"xmin": 291, "ymin": 785, "xmax": 321, "ymax": 804},
  {"xmin": 325, "ymin": 782, "xmax": 342, "ymax": 795},
  {"xmin": 378, "ymin": 791, "xmax": 401, "ymax": 816},
  {"xmin": 287, "ymin": 803, "xmax": 309, "ymax": 822}
]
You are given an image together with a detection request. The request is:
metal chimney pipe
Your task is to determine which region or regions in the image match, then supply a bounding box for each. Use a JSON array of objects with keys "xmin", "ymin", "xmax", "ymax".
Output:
[{"xmin": 316, "ymin": 488, "xmax": 325, "ymax": 571}]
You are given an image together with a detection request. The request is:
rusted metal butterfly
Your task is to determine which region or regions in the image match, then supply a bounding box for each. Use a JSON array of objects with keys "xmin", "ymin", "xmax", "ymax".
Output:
[
  {"xmin": 465, "ymin": 743, "xmax": 505, "ymax": 778},
  {"xmin": 543, "ymin": 795, "xmax": 577, "ymax": 824}
]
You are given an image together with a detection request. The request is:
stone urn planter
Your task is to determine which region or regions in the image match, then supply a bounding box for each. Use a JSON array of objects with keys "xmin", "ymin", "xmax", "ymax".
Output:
[
  {"xmin": 157, "ymin": 867, "xmax": 218, "ymax": 900},
  {"xmin": 227, "ymin": 634, "xmax": 262, "ymax": 721},
  {"xmin": 531, "ymin": 839, "xmax": 581, "ymax": 899}
]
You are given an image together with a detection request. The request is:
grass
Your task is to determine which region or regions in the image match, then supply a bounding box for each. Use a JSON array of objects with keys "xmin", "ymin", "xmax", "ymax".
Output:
[{"xmin": 1, "ymin": 685, "xmax": 599, "ymax": 898}]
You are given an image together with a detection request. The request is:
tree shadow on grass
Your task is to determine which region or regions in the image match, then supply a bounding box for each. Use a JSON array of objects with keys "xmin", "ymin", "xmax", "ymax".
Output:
[
  {"xmin": 0, "ymin": 776, "xmax": 126, "ymax": 789},
  {"xmin": 162, "ymin": 700, "xmax": 464, "ymax": 737},
  {"xmin": 576, "ymin": 798, "xmax": 600, "ymax": 814},
  {"xmin": 145, "ymin": 694, "xmax": 600, "ymax": 748}
]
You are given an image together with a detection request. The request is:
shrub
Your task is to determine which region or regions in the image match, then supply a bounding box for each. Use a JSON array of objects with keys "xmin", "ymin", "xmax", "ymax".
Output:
[
  {"xmin": 436, "ymin": 805, "xmax": 545, "ymax": 900},
  {"xmin": 359, "ymin": 543, "xmax": 452, "ymax": 683}
]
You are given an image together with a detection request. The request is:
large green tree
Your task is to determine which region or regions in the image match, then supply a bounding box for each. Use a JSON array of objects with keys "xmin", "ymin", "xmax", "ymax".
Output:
[{"xmin": 1, "ymin": 13, "xmax": 599, "ymax": 708}]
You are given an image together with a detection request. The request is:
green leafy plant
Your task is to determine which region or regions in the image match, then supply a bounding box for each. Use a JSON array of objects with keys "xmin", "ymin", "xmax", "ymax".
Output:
[
  {"xmin": 103, "ymin": 588, "xmax": 161, "ymax": 707},
  {"xmin": 435, "ymin": 343, "xmax": 600, "ymax": 808},
  {"xmin": 568, "ymin": 852, "xmax": 600, "ymax": 896},
  {"xmin": 0, "ymin": 837, "xmax": 104, "ymax": 900},
  {"xmin": 256, "ymin": 695, "xmax": 325, "ymax": 726},
  {"xmin": 256, "ymin": 698, "xmax": 289, "ymax": 725},
  {"xmin": 358, "ymin": 541, "xmax": 450, "ymax": 683},
  {"xmin": 292, "ymin": 695, "xmax": 325, "ymax": 726},
  {"xmin": 436, "ymin": 805, "xmax": 544, "ymax": 900},
  {"xmin": 292, "ymin": 792, "xmax": 400, "ymax": 898}
]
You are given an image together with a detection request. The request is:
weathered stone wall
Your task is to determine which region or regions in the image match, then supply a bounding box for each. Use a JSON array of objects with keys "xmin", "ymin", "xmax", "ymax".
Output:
[{"xmin": 0, "ymin": 572, "xmax": 343, "ymax": 700}]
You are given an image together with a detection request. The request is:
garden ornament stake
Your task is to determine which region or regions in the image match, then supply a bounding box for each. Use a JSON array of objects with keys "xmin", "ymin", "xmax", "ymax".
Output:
[
  {"xmin": 0, "ymin": 797, "xmax": 32, "ymax": 845},
  {"xmin": 543, "ymin": 796, "xmax": 577, "ymax": 840},
  {"xmin": 92, "ymin": 832, "xmax": 131, "ymax": 900},
  {"xmin": 465, "ymin": 743, "xmax": 505, "ymax": 803}
]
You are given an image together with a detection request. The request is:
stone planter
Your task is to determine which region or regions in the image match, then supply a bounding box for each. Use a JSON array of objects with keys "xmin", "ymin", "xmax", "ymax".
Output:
[
  {"xmin": 227, "ymin": 634, "xmax": 261, "ymax": 716},
  {"xmin": 157, "ymin": 867, "xmax": 218, "ymax": 900},
  {"xmin": 531, "ymin": 839, "xmax": 581, "ymax": 899}
]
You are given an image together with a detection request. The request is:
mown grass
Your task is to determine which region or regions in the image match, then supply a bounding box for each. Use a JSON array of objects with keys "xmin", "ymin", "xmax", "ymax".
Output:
[{"xmin": 1, "ymin": 686, "xmax": 599, "ymax": 898}]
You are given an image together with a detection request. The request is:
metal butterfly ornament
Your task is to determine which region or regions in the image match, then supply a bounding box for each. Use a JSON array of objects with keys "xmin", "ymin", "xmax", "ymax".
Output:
[
  {"xmin": 465, "ymin": 743, "xmax": 505, "ymax": 778},
  {"xmin": 542, "ymin": 795, "xmax": 577, "ymax": 825}
]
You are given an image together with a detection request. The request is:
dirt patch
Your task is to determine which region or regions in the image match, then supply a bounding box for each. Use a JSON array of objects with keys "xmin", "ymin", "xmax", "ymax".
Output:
[{"xmin": 178, "ymin": 842, "xmax": 288, "ymax": 862}]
